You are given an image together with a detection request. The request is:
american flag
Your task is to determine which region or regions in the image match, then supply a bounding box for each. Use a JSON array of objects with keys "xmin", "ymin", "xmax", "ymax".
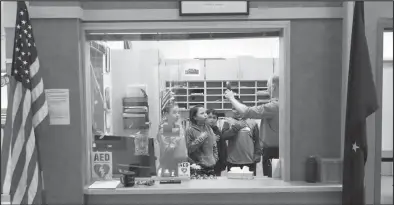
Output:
[{"xmin": 1, "ymin": 2, "xmax": 48, "ymax": 205}]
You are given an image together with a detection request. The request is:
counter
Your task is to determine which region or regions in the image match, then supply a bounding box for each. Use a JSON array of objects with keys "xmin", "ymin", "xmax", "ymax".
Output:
[{"xmin": 84, "ymin": 177, "xmax": 342, "ymax": 205}]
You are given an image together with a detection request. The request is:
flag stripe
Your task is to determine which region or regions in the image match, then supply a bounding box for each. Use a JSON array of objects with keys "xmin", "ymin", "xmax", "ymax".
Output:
[
  {"xmin": 33, "ymin": 100, "xmax": 48, "ymax": 128},
  {"xmin": 31, "ymin": 78, "xmax": 43, "ymax": 103},
  {"xmin": 13, "ymin": 125, "xmax": 35, "ymax": 205},
  {"xmin": 28, "ymin": 163, "xmax": 39, "ymax": 204},
  {"xmin": 29, "ymin": 58, "xmax": 39, "ymax": 79},
  {"xmin": 30, "ymin": 58, "xmax": 42, "ymax": 90},
  {"xmin": 10, "ymin": 89, "xmax": 31, "ymax": 204},
  {"xmin": 10, "ymin": 84, "xmax": 23, "ymax": 148},
  {"xmin": 2, "ymin": 82, "xmax": 23, "ymax": 195}
]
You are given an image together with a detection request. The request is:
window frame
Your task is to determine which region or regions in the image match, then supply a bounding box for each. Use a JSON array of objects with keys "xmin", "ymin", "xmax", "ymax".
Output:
[{"xmin": 82, "ymin": 21, "xmax": 292, "ymax": 185}]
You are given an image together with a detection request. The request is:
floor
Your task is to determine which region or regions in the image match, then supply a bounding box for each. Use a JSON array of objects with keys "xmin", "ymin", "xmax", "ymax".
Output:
[{"xmin": 381, "ymin": 176, "xmax": 393, "ymax": 204}]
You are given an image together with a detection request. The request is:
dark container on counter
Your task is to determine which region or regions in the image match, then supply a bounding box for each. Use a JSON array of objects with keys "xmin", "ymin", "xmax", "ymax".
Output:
[
  {"xmin": 305, "ymin": 155, "xmax": 319, "ymax": 183},
  {"xmin": 120, "ymin": 171, "xmax": 135, "ymax": 187}
]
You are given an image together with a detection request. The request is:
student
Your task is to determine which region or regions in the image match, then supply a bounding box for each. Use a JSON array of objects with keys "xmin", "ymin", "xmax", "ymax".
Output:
[
  {"xmin": 222, "ymin": 98, "xmax": 261, "ymax": 176},
  {"xmin": 224, "ymin": 75, "xmax": 279, "ymax": 177},
  {"xmin": 157, "ymin": 103, "xmax": 187, "ymax": 176},
  {"xmin": 186, "ymin": 105, "xmax": 218, "ymax": 175},
  {"xmin": 206, "ymin": 109, "xmax": 227, "ymax": 176}
]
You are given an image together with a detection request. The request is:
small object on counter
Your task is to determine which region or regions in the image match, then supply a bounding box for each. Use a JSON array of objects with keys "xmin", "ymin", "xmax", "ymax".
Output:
[
  {"xmin": 163, "ymin": 169, "xmax": 170, "ymax": 177},
  {"xmin": 120, "ymin": 171, "xmax": 136, "ymax": 187},
  {"xmin": 136, "ymin": 179, "xmax": 155, "ymax": 186},
  {"xmin": 157, "ymin": 168, "xmax": 162, "ymax": 177},
  {"xmin": 171, "ymin": 170, "xmax": 175, "ymax": 177},
  {"xmin": 305, "ymin": 156, "xmax": 319, "ymax": 183},
  {"xmin": 160, "ymin": 179, "xmax": 181, "ymax": 184},
  {"xmin": 227, "ymin": 167, "xmax": 254, "ymax": 180}
]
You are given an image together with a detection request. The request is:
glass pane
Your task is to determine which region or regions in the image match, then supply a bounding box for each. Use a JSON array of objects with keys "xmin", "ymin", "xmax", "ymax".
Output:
[
  {"xmin": 382, "ymin": 31, "xmax": 393, "ymax": 153},
  {"xmin": 89, "ymin": 33, "xmax": 281, "ymax": 183}
]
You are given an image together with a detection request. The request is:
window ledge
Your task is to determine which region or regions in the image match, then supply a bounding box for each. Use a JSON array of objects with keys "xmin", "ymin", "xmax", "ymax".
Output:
[{"xmin": 84, "ymin": 177, "xmax": 342, "ymax": 195}]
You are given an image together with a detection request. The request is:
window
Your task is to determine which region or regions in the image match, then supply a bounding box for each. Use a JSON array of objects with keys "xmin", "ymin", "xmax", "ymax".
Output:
[
  {"xmin": 381, "ymin": 31, "xmax": 393, "ymax": 153},
  {"xmin": 88, "ymin": 31, "xmax": 282, "ymax": 183}
]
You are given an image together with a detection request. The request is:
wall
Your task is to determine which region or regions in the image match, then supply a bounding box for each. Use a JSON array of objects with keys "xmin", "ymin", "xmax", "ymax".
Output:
[
  {"xmin": 2, "ymin": 1, "xmax": 346, "ymax": 203},
  {"xmin": 289, "ymin": 19, "xmax": 343, "ymax": 180},
  {"xmin": 30, "ymin": 19, "xmax": 85, "ymax": 205}
]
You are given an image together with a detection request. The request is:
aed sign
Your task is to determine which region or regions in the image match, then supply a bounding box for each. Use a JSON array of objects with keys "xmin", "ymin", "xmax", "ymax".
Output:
[{"xmin": 92, "ymin": 152, "xmax": 113, "ymax": 180}]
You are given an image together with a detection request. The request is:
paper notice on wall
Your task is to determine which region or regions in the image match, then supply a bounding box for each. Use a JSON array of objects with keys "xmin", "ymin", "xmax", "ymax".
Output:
[
  {"xmin": 183, "ymin": 62, "xmax": 201, "ymax": 76},
  {"xmin": 45, "ymin": 89, "xmax": 70, "ymax": 125}
]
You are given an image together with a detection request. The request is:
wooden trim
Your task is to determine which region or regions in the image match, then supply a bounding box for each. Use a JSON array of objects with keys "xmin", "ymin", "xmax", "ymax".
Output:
[
  {"xmin": 83, "ymin": 39, "xmax": 93, "ymax": 185},
  {"xmin": 24, "ymin": 6, "xmax": 342, "ymax": 20},
  {"xmin": 279, "ymin": 21, "xmax": 291, "ymax": 182},
  {"xmin": 82, "ymin": 20, "xmax": 292, "ymax": 181},
  {"xmin": 83, "ymin": 7, "xmax": 342, "ymax": 21},
  {"xmin": 84, "ymin": 21, "xmax": 289, "ymax": 32},
  {"xmin": 340, "ymin": 2, "xmax": 354, "ymax": 160}
]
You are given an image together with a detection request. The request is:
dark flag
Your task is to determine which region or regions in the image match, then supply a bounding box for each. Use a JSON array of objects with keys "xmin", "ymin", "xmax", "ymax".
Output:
[
  {"xmin": 1, "ymin": 2, "xmax": 49, "ymax": 205},
  {"xmin": 342, "ymin": 2, "xmax": 379, "ymax": 205}
]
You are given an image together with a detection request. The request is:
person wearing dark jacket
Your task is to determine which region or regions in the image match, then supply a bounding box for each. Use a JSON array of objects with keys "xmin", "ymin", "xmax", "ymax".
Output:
[
  {"xmin": 221, "ymin": 98, "xmax": 261, "ymax": 176},
  {"xmin": 206, "ymin": 109, "xmax": 227, "ymax": 176}
]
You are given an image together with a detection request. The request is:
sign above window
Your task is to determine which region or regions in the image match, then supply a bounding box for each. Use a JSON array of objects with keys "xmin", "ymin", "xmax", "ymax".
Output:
[{"xmin": 179, "ymin": 1, "xmax": 249, "ymax": 16}]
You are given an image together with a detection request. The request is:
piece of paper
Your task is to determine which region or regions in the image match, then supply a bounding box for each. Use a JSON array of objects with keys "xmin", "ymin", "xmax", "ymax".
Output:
[
  {"xmin": 45, "ymin": 89, "xmax": 70, "ymax": 125},
  {"xmin": 88, "ymin": 180, "xmax": 119, "ymax": 189},
  {"xmin": 178, "ymin": 162, "xmax": 190, "ymax": 178}
]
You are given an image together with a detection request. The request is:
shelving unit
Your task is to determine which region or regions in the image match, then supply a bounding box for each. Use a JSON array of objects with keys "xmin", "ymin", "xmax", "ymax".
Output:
[{"xmin": 165, "ymin": 80, "xmax": 270, "ymax": 111}]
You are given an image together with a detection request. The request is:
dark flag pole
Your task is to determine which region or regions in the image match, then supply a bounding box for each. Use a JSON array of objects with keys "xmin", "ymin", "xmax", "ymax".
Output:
[{"xmin": 342, "ymin": 2, "xmax": 379, "ymax": 205}]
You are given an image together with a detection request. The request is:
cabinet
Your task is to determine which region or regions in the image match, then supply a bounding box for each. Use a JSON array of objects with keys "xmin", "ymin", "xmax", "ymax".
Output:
[
  {"xmin": 161, "ymin": 57, "xmax": 275, "ymax": 81},
  {"xmin": 166, "ymin": 80, "xmax": 269, "ymax": 112},
  {"xmin": 205, "ymin": 59, "xmax": 239, "ymax": 80},
  {"xmin": 238, "ymin": 57, "xmax": 273, "ymax": 80}
]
